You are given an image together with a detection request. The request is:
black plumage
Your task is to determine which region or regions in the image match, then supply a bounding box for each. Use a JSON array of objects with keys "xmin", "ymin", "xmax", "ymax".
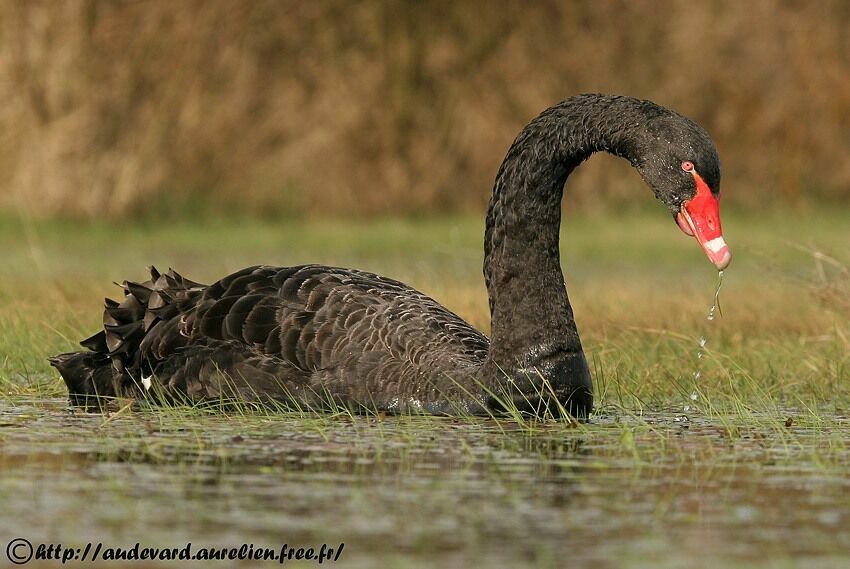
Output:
[{"xmin": 49, "ymin": 94, "xmax": 722, "ymax": 418}]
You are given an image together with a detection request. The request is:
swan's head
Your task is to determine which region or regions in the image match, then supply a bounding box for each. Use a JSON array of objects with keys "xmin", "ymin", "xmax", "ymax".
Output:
[{"xmin": 632, "ymin": 114, "xmax": 731, "ymax": 270}]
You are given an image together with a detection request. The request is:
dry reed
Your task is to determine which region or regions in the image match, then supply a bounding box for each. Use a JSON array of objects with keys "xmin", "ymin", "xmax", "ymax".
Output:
[{"xmin": 2, "ymin": 0, "xmax": 849, "ymax": 218}]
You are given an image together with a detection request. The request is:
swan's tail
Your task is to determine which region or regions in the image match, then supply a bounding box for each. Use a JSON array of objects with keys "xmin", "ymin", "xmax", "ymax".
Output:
[
  {"xmin": 48, "ymin": 351, "xmax": 115, "ymax": 410},
  {"xmin": 49, "ymin": 266, "xmax": 206, "ymax": 410}
]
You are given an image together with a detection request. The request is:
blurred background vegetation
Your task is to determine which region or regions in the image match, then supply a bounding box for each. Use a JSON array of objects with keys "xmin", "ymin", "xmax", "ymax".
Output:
[{"xmin": 2, "ymin": 0, "xmax": 850, "ymax": 219}]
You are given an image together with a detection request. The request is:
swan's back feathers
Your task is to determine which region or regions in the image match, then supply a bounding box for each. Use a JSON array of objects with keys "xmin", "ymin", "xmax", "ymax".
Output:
[{"xmin": 53, "ymin": 264, "xmax": 490, "ymax": 412}]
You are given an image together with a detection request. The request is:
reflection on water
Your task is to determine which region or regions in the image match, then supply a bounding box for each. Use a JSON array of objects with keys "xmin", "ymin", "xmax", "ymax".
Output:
[{"xmin": 1, "ymin": 399, "xmax": 849, "ymax": 568}]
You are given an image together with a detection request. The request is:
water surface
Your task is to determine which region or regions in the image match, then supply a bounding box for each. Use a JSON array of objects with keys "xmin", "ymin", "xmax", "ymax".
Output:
[{"xmin": 1, "ymin": 397, "xmax": 848, "ymax": 568}]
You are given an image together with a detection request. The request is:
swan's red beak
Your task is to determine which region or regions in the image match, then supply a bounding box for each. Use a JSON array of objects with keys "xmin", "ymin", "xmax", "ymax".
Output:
[{"xmin": 675, "ymin": 172, "xmax": 731, "ymax": 270}]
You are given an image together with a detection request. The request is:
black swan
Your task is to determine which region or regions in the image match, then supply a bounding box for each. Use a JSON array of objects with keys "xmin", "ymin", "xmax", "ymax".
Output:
[{"xmin": 49, "ymin": 94, "xmax": 730, "ymax": 418}]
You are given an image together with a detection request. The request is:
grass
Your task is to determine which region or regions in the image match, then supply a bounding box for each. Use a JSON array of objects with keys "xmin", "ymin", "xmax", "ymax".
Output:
[
  {"xmin": 2, "ymin": 206, "xmax": 846, "ymax": 410},
  {"xmin": 0, "ymin": 206, "xmax": 848, "ymax": 568}
]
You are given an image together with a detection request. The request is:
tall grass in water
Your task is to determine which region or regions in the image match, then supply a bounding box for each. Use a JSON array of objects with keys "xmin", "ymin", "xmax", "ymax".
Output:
[{"xmin": 0, "ymin": 210, "xmax": 846, "ymax": 443}]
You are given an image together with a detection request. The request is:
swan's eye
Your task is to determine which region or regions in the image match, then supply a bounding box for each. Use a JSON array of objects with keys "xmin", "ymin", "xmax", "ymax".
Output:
[{"xmin": 681, "ymin": 161, "xmax": 695, "ymax": 172}]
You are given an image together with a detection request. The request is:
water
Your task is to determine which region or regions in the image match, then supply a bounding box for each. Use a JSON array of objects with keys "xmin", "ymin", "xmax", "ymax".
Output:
[
  {"xmin": 684, "ymin": 270, "xmax": 725, "ymax": 415},
  {"xmin": 2, "ymin": 398, "xmax": 849, "ymax": 569},
  {"xmin": 706, "ymin": 269, "xmax": 724, "ymax": 321}
]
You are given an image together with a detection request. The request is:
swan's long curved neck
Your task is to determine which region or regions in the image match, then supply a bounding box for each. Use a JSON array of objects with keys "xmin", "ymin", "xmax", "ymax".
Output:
[{"xmin": 483, "ymin": 95, "xmax": 646, "ymax": 371}]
